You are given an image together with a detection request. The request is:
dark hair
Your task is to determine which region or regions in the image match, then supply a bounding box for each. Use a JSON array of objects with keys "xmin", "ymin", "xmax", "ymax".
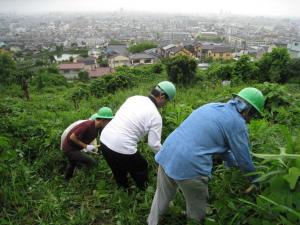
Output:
[{"xmin": 151, "ymin": 88, "xmax": 168, "ymax": 100}]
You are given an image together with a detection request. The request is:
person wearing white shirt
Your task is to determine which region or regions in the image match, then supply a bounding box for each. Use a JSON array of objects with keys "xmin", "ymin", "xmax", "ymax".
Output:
[{"xmin": 100, "ymin": 81, "xmax": 176, "ymax": 190}]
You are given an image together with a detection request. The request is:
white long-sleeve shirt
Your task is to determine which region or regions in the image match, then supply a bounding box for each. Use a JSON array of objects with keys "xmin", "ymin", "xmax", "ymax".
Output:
[{"xmin": 100, "ymin": 96, "xmax": 162, "ymax": 154}]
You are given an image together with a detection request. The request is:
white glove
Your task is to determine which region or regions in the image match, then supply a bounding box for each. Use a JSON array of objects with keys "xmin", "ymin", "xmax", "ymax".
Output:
[{"xmin": 86, "ymin": 145, "xmax": 95, "ymax": 152}]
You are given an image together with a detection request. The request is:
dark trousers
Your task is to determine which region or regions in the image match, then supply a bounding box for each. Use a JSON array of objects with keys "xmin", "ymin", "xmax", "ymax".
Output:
[
  {"xmin": 100, "ymin": 143, "xmax": 149, "ymax": 190},
  {"xmin": 64, "ymin": 150, "xmax": 96, "ymax": 180}
]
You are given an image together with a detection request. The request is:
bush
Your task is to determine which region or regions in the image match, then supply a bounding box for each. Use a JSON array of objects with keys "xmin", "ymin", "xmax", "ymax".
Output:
[
  {"xmin": 151, "ymin": 63, "xmax": 164, "ymax": 74},
  {"xmin": 164, "ymin": 55, "xmax": 197, "ymax": 85},
  {"xmin": 78, "ymin": 70, "xmax": 89, "ymax": 82},
  {"xmin": 32, "ymin": 72, "xmax": 67, "ymax": 89},
  {"xmin": 207, "ymin": 62, "xmax": 234, "ymax": 81},
  {"xmin": 89, "ymin": 74, "xmax": 133, "ymax": 98},
  {"xmin": 128, "ymin": 41, "xmax": 157, "ymax": 53},
  {"xmin": 257, "ymin": 48, "xmax": 290, "ymax": 83}
]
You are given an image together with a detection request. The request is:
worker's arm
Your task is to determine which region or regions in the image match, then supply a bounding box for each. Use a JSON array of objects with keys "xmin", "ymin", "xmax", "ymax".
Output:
[
  {"xmin": 70, "ymin": 133, "xmax": 87, "ymax": 149},
  {"xmin": 226, "ymin": 128, "xmax": 257, "ymax": 182},
  {"xmin": 220, "ymin": 151, "xmax": 238, "ymax": 168},
  {"xmin": 148, "ymin": 116, "xmax": 162, "ymax": 153}
]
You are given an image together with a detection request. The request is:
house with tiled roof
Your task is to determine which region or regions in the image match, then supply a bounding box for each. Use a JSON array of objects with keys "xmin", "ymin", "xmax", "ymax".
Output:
[
  {"xmin": 106, "ymin": 44, "xmax": 129, "ymax": 57},
  {"xmin": 129, "ymin": 53, "xmax": 158, "ymax": 66},
  {"xmin": 108, "ymin": 55, "xmax": 130, "ymax": 68},
  {"xmin": 76, "ymin": 56, "xmax": 97, "ymax": 66},
  {"xmin": 169, "ymin": 46, "xmax": 194, "ymax": 58},
  {"xmin": 88, "ymin": 67, "xmax": 114, "ymax": 78},
  {"xmin": 207, "ymin": 46, "xmax": 234, "ymax": 60},
  {"xmin": 161, "ymin": 44, "xmax": 176, "ymax": 57},
  {"xmin": 58, "ymin": 63, "xmax": 85, "ymax": 79}
]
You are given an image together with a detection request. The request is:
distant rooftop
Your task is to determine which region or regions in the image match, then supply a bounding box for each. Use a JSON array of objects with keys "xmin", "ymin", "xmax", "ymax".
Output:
[
  {"xmin": 59, "ymin": 63, "xmax": 85, "ymax": 70},
  {"xmin": 130, "ymin": 53, "xmax": 157, "ymax": 59}
]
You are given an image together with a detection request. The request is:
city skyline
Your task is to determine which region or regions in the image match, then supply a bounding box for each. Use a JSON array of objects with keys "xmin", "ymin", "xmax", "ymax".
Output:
[{"xmin": 1, "ymin": 0, "xmax": 300, "ymax": 18}]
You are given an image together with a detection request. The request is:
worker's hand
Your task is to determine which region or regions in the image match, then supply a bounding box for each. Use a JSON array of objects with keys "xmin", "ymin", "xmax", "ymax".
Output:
[
  {"xmin": 86, "ymin": 144, "xmax": 95, "ymax": 152},
  {"xmin": 244, "ymin": 183, "xmax": 259, "ymax": 194}
]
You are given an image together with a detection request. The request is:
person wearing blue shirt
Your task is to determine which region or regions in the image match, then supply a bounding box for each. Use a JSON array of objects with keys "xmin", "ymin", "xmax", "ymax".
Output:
[{"xmin": 147, "ymin": 87, "xmax": 265, "ymax": 225}]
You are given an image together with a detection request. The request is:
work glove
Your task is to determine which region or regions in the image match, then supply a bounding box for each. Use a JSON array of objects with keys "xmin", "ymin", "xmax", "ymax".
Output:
[
  {"xmin": 244, "ymin": 183, "xmax": 260, "ymax": 194},
  {"xmin": 86, "ymin": 144, "xmax": 95, "ymax": 152}
]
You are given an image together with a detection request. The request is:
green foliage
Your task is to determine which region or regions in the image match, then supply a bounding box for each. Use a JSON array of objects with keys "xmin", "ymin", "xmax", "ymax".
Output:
[
  {"xmin": 256, "ymin": 82, "xmax": 300, "ymax": 125},
  {"xmin": 32, "ymin": 72, "xmax": 67, "ymax": 90},
  {"xmin": 232, "ymin": 55, "xmax": 259, "ymax": 81},
  {"xmin": 287, "ymin": 58, "xmax": 300, "ymax": 82},
  {"xmin": 151, "ymin": 63, "xmax": 164, "ymax": 74},
  {"xmin": 128, "ymin": 41, "xmax": 157, "ymax": 53},
  {"xmin": 46, "ymin": 65, "xmax": 60, "ymax": 74},
  {"xmin": 207, "ymin": 62, "xmax": 234, "ymax": 81},
  {"xmin": 164, "ymin": 55, "xmax": 197, "ymax": 85},
  {"xmin": 89, "ymin": 74, "xmax": 133, "ymax": 98},
  {"xmin": 1, "ymin": 62, "xmax": 300, "ymax": 225},
  {"xmin": 0, "ymin": 51, "xmax": 16, "ymax": 85},
  {"xmin": 70, "ymin": 86, "xmax": 90, "ymax": 109},
  {"xmin": 55, "ymin": 45, "xmax": 64, "ymax": 56},
  {"xmin": 78, "ymin": 70, "xmax": 90, "ymax": 82},
  {"xmin": 257, "ymin": 48, "xmax": 291, "ymax": 83},
  {"xmin": 97, "ymin": 55, "xmax": 108, "ymax": 67}
]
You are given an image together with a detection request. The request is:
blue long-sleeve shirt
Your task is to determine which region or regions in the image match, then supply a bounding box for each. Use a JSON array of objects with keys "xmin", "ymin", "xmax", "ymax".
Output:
[{"xmin": 156, "ymin": 100, "xmax": 256, "ymax": 180}]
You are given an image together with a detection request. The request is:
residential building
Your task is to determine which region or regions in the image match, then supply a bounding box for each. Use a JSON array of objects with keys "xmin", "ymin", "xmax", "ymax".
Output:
[
  {"xmin": 161, "ymin": 44, "xmax": 176, "ymax": 57},
  {"xmin": 108, "ymin": 55, "xmax": 130, "ymax": 68},
  {"xmin": 169, "ymin": 46, "xmax": 194, "ymax": 58},
  {"xmin": 130, "ymin": 53, "xmax": 157, "ymax": 66},
  {"xmin": 287, "ymin": 41, "xmax": 300, "ymax": 58},
  {"xmin": 88, "ymin": 67, "xmax": 114, "ymax": 78},
  {"xmin": 76, "ymin": 56, "xmax": 97, "ymax": 65},
  {"xmin": 267, "ymin": 42, "xmax": 287, "ymax": 53},
  {"xmin": 58, "ymin": 63, "xmax": 85, "ymax": 79},
  {"xmin": 106, "ymin": 44, "xmax": 129, "ymax": 56},
  {"xmin": 207, "ymin": 46, "xmax": 234, "ymax": 60}
]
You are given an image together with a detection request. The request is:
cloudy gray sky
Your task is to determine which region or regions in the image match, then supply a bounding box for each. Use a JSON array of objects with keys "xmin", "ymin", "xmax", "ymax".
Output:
[{"xmin": 1, "ymin": 0, "xmax": 299, "ymax": 18}]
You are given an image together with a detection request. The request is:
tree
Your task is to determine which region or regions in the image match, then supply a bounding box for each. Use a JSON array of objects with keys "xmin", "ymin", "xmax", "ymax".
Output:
[
  {"xmin": 49, "ymin": 54, "xmax": 56, "ymax": 64},
  {"xmin": 78, "ymin": 70, "xmax": 89, "ymax": 82},
  {"xmin": 55, "ymin": 45, "xmax": 64, "ymax": 56},
  {"xmin": 151, "ymin": 63, "xmax": 163, "ymax": 74},
  {"xmin": 207, "ymin": 62, "xmax": 234, "ymax": 81},
  {"xmin": 32, "ymin": 72, "xmax": 67, "ymax": 90},
  {"xmin": 47, "ymin": 65, "xmax": 60, "ymax": 74},
  {"xmin": 257, "ymin": 48, "xmax": 291, "ymax": 83},
  {"xmin": 232, "ymin": 55, "xmax": 258, "ymax": 81},
  {"xmin": 70, "ymin": 87, "xmax": 90, "ymax": 109},
  {"xmin": 15, "ymin": 67, "xmax": 34, "ymax": 100},
  {"xmin": 97, "ymin": 55, "xmax": 108, "ymax": 67},
  {"xmin": 287, "ymin": 58, "xmax": 300, "ymax": 82},
  {"xmin": 128, "ymin": 41, "xmax": 157, "ymax": 53},
  {"xmin": 164, "ymin": 55, "xmax": 197, "ymax": 85},
  {"xmin": 0, "ymin": 51, "xmax": 16, "ymax": 85},
  {"xmin": 35, "ymin": 59, "xmax": 46, "ymax": 67}
]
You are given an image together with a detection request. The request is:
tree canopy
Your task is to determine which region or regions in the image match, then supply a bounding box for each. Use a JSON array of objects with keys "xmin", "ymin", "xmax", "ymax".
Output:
[
  {"xmin": 0, "ymin": 51, "xmax": 16, "ymax": 85},
  {"xmin": 164, "ymin": 55, "xmax": 197, "ymax": 85},
  {"xmin": 128, "ymin": 41, "xmax": 157, "ymax": 53}
]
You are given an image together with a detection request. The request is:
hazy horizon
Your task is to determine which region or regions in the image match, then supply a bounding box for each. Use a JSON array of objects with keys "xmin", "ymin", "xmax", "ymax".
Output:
[{"xmin": 1, "ymin": 0, "xmax": 300, "ymax": 19}]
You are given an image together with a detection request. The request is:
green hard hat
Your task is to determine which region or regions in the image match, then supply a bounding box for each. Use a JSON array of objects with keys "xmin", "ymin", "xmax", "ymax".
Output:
[
  {"xmin": 233, "ymin": 87, "xmax": 265, "ymax": 115},
  {"xmin": 91, "ymin": 107, "xmax": 114, "ymax": 120},
  {"xmin": 90, "ymin": 113, "xmax": 98, "ymax": 120},
  {"xmin": 157, "ymin": 81, "xmax": 176, "ymax": 100}
]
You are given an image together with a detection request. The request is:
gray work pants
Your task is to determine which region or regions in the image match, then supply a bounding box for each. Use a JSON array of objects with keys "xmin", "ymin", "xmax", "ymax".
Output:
[{"xmin": 147, "ymin": 166, "xmax": 209, "ymax": 225}]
